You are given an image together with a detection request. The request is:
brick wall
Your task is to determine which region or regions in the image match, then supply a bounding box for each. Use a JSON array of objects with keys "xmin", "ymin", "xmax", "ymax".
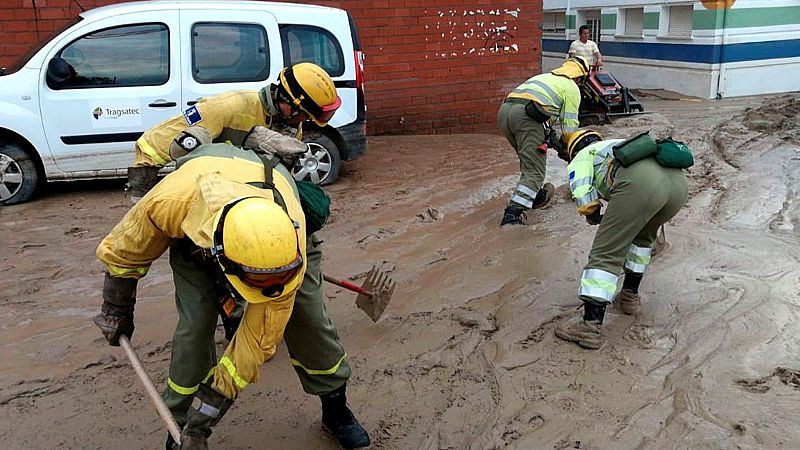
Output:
[{"xmin": 0, "ymin": 0, "xmax": 542, "ymax": 135}]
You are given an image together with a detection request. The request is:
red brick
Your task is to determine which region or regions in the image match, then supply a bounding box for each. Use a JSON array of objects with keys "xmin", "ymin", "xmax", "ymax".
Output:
[{"xmin": 0, "ymin": 0, "xmax": 541, "ymax": 135}]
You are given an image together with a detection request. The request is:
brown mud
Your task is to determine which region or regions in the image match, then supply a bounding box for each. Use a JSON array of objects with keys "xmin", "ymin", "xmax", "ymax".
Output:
[{"xmin": 2, "ymin": 93, "xmax": 800, "ymax": 449}]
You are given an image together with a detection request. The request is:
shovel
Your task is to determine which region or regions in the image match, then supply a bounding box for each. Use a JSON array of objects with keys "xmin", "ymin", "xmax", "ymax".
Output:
[
  {"xmin": 323, "ymin": 266, "xmax": 396, "ymax": 321},
  {"xmin": 119, "ymin": 335, "xmax": 182, "ymax": 446}
]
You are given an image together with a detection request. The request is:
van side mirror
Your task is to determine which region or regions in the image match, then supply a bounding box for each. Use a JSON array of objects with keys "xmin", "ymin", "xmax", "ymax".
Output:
[{"xmin": 46, "ymin": 57, "xmax": 76, "ymax": 87}]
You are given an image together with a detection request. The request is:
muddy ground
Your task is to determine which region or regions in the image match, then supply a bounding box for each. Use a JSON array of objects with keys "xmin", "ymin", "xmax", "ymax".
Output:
[{"xmin": 2, "ymin": 92, "xmax": 800, "ymax": 450}]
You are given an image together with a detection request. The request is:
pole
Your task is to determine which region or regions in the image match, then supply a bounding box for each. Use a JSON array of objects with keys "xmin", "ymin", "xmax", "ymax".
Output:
[{"xmin": 119, "ymin": 335, "xmax": 182, "ymax": 445}]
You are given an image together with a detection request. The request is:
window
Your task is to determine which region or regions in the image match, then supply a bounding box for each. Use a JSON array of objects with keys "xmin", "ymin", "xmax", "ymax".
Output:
[
  {"xmin": 542, "ymin": 12, "xmax": 566, "ymax": 34},
  {"xmin": 667, "ymin": 5, "xmax": 693, "ymax": 38},
  {"xmin": 577, "ymin": 9, "xmax": 601, "ymax": 42},
  {"xmin": 280, "ymin": 25, "xmax": 344, "ymax": 77},
  {"xmin": 621, "ymin": 8, "xmax": 643, "ymax": 37},
  {"xmin": 50, "ymin": 23, "xmax": 168, "ymax": 89},
  {"xmin": 192, "ymin": 22, "xmax": 269, "ymax": 84}
]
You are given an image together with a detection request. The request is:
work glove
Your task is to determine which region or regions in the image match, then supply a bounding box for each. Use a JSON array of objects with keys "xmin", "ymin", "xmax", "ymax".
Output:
[
  {"xmin": 585, "ymin": 208, "xmax": 603, "ymax": 226},
  {"xmin": 93, "ymin": 273, "xmax": 137, "ymax": 346},
  {"xmin": 244, "ymin": 126, "xmax": 307, "ymax": 166}
]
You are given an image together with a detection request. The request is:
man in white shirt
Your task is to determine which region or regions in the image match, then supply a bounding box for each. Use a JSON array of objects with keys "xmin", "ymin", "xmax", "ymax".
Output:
[{"xmin": 568, "ymin": 25, "xmax": 603, "ymax": 68}]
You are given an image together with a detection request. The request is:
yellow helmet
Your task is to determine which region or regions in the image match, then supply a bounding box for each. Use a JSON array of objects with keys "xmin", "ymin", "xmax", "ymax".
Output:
[
  {"xmin": 277, "ymin": 62, "xmax": 342, "ymax": 126},
  {"xmin": 552, "ymin": 56, "xmax": 589, "ymax": 81},
  {"xmin": 211, "ymin": 197, "xmax": 304, "ymax": 302},
  {"xmin": 566, "ymin": 130, "xmax": 603, "ymax": 161}
]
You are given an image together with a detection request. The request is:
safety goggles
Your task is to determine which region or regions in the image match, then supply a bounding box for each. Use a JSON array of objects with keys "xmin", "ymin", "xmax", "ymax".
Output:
[
  {"xmin": 313, "ymin": 96, "xmax": 341, "ymax": 124},
  {"xmin": 227, "ymin": 251, "xmax": 303, "ymax": 290}
]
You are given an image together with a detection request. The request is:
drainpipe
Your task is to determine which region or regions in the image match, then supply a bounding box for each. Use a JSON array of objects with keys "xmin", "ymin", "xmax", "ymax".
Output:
[
  {"xmin": 565, "ymin": 0, "xmax": 571, "ymax": 41},
  {"xmin": 716, "ymin": 5, "xmax": 730, "ymax": 98}
]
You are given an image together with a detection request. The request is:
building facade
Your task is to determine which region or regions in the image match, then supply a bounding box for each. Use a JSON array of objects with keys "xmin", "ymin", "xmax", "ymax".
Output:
[
  {"xmin": 0, "ymin": 0, "xmax": 544, "ymax": 135},
  {"xmin": 542, "ymin": 0, "xmax": 800, "ymax": 98}
]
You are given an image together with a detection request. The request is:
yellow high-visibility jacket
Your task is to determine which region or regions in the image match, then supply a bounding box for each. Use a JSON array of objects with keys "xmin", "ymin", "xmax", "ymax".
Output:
[
  {"xmin": 98, "ymin": 143, "xmax": 307, "ymax": 399},
  {"xmin": 133, "ymin": 88, "xmax": 295, "ymax": 167},
  {"xmin": 506, "ymin": 72, "xmax": 582, "ymax": 141},
  {"xmin": 566, "ymin": 139, "xmax": 624, "ymax": 216}
]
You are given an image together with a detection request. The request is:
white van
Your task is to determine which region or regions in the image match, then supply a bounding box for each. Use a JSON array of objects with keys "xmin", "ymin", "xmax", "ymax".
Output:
[{"xmin": 0, "ymin": 0, "xmax": 366, "ymax": 205}]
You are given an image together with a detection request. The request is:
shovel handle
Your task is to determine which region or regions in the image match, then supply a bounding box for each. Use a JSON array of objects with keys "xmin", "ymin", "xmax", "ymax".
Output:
[
  {"xmin": 323, "ymin": 273, "xmax": 370, "ymax": 295},
  {"xmin": 119, "ymin": 335, "xmax": 182, "ymax": 445}
]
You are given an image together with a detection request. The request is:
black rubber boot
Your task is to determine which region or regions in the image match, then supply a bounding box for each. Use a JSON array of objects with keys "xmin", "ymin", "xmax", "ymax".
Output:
[
  {"xmin": 180, "ymin": 384, "xmax": 233, "ymax": 450},
  {"xmin": 531, "ymin": 182, "xmax": 554, "ymax": 209},
  {"xmin": 621, "ymin": 272, "xmax": 643, "ymax": 294},
  {"xmin": 320, "ymin": 385, "xmax": 371, "ymax": 449},
  {"xmin": 500, "ymin": 204, "xmax": 526, "ymax": 226},
  {"xmin": 583, "ymin": 300, "xmax": 607, "ymax": 324}
]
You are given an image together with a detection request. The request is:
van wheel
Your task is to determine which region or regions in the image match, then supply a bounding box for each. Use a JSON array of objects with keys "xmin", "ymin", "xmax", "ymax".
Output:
[
  {"xmin": 294, "ymin": 134, "xmax": 341, "ymax": 186},
  {"xmin": 0, "ymin": 143, "xmax": 39, "ymax": 206}
]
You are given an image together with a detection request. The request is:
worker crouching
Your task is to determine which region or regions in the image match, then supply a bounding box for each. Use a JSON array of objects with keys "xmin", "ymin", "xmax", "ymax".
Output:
[
  {"xmin": 94, "ymin": 128, "xmax": 369, "ymax": 449},
  {"xmin": 553, "ymin": 130, "xmax": 689, "ymax": 349}
]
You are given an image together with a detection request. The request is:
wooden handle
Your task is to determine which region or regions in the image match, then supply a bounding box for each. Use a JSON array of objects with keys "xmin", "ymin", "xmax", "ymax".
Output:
[
  {"xmin": 119, "ymin": 335, "xmax": 182, "ymax": 445},
  {"xmin": 323, "ymin": 273, "xmax": 368, "ymax": 295}
]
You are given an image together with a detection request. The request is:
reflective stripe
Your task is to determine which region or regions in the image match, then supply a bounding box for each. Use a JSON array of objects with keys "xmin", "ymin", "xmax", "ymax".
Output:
[
  {"xmin": 625, "ymin": 245, "xmax": 652, "ymax": 273},
  {"xmin": 219, "ymin": 356, "xmax": 249, "ymax": 390},
  {"xmin": 583, "ymin": 268, "xmax": 618, "ymax": 283},
  {"xmin": 578, "ymin": 286, "xmax": 614, "ymax": 303},
  {"xmin": 628, "ymin": 244, "xmax": 653, "ymax": 257},
  {"xmin": 510, "ymin": 194, "xmax": 533, "ymax": 208},
  {"xmin": 515, "ymin": 184, "xmax": 538, "ymax": 199},
  {"xmin": 167, "ymin": 378, "xmax": 199, "ymax": 396},
  {"xmin": 136, "ymin": 138, "xmax": 169, "ymax": 166},
  {"xmin": 579, "ymin": 268, "xmax": 618, "ymax": 302},
  {"xmin": 569, "ymin": 176, "xmax": 593, "ymax": 191},
  {"xmin": 290, "ymin": 353, "xmax": 347, "ymax": 376},
  {"xmin": 593, "ymin": 144, "xmax": 615, "ymax": 164},
  {"xmin": 624, "ymin": 261, "xmax": 648, "ymax": 273},
  {"xmin": 107, "ymin": 264, "xmax": 148, "ymax": 277},
  {"xmin": 510, "ymin": 89, "xmax": 553, "ymax": 109},
  {"xmin": 198, "ymin": 401, "xmax": 221, "ymax": 418},
  {"xmin": 530, "ymin": 80, "xmax": 561, "ymax": 107},
  {"xmin": 562, "ymin": 112, "xmax": 579, "ymax": 120},
  {"xmin": 575, "ymin": 190, "xmax": 598, "ymax": 206}
]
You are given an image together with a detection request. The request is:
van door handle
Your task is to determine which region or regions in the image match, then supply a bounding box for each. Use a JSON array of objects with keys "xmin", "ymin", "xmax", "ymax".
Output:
[
  {"xmin": 148, "ymin": 101, "xmax": 177, "ymax": 108},
  {"xmin": 187, "ymin": 100, "xmax": 198, "ymax": 106}
]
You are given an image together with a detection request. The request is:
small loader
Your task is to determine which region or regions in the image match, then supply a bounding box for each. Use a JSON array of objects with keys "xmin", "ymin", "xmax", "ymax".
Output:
[{"xmin": 579, "ymin": 68, "xmax": 644, "ymax": 125}]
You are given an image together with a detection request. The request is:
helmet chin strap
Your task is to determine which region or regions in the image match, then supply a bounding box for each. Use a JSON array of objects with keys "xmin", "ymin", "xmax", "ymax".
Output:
[{"xmin": 261, "ymin": 285, "xmax": 284, "ymax": 297}]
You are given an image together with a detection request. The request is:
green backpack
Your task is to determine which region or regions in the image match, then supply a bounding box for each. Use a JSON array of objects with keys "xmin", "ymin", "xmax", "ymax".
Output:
[
  {"xmin": 655, "ymin": 137, "xmax": 694, "ymax": 169},
  {"xmin": 295, "ymin": 180, "xmax": 331, "ymax": 235}
]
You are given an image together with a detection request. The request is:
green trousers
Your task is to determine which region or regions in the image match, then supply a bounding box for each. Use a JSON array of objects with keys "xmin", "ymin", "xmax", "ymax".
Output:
[
  {"xmin": 163, "ymin": 234, "xmax": 350, "ymax": 424},
  {"xmin": 580, "ymin": 158, "xmax": 689, "ymax": 304},
  {"xmin": 497, "ymin": 101, "xmax": 547, "ymax": 209}
]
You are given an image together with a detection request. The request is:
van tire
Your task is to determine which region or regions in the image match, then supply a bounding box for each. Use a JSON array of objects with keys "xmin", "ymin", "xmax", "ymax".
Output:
[
  {"xmin": 295, "ymin": 134, "xmax": 341, "ymax": 186},
  {"xmin": 0, "ymin": 143, "xmax": 39, "ymax": 206}
]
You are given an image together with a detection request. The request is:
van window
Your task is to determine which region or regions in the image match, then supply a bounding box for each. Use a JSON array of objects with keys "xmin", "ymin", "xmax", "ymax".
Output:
[
  {"xmin": 50, "ymin": 23, "xmax": 169, "ymax": 89},
  {"xmin": 280, "ymin": 25, "xmax": 344, "ymax": 77},
  {"xmin": 192, "ymin": 22, "xmax": 270, "ymax": 83}
]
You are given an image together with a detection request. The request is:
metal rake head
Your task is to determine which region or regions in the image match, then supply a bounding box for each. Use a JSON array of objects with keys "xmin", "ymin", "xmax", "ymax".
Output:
[{"xmin": 355, "ymin": 266, "xmax": 396, "ymax": 322}]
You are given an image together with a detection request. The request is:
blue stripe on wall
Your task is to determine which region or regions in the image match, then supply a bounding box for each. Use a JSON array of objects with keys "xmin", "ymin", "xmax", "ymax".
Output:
[{"xmin": 544, "ymin": 39, "xmax": 800, "ymax": 64}]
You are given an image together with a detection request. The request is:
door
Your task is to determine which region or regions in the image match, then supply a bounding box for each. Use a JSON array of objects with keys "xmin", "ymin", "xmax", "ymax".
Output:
[
  {"xmin": 179, "ymin": 9, "xmax": 283, "ymax": 109},
  {"xmin": 39, "ymin": 11, "xmax": 181, "ymax": 173}
]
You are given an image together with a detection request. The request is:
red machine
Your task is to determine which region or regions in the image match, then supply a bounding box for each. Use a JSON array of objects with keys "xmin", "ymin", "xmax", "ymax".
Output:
[{"xmin": 579, "ymin": 68, "xmax": 644, "ymax": 124}]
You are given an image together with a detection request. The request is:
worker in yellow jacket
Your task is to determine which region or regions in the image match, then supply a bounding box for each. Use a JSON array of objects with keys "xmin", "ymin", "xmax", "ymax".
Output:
[
  {"xmin": 94, "ymin": 128, "xmax": 369, "ymax": 449},
  {"xmin": 127, "ymin": 62, "xmax": 341, "ymax": 203},
  {"xmin": 497, "ymin": 56, "xmax": 589, "ymax": 225},
  {"xmin": 553, "ymin": 130, "xmax": 689, "ymax": 349}
]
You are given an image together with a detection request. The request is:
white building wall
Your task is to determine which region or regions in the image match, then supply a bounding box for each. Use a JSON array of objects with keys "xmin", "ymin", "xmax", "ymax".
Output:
[{"xmin": 542, "ymin": 0, "xmax": 800, "ymax": 98}]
